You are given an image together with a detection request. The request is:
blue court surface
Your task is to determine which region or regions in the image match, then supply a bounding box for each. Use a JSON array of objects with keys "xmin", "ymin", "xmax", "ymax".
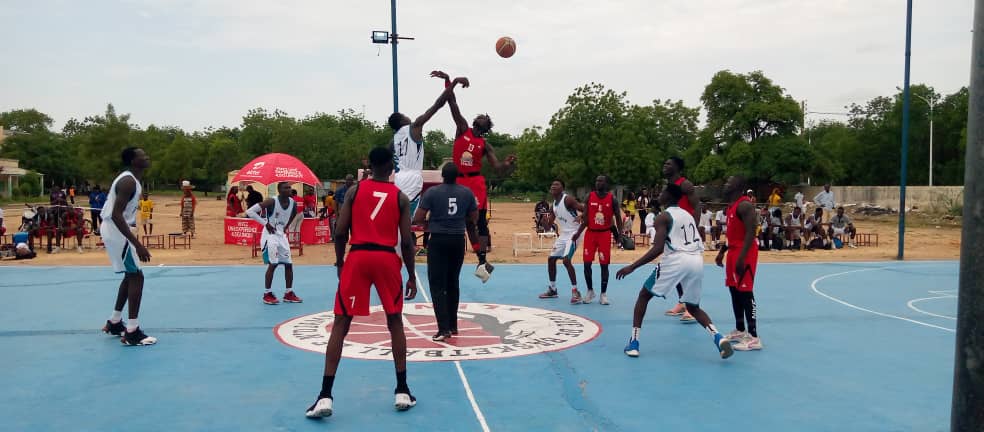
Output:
[{"xmin": 0, "ymin": 260, "xmax": 958, "ymax": 432}]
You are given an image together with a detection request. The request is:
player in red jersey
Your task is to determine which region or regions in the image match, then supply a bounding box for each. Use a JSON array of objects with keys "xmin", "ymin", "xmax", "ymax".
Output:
[
  {"xmin": 306, "ymin": 147, "xmax": 419, "ymax": 419},
  {"xmin": 715, "ymin": 175, "xmax": 763, "ymax": 351},
  {"xmin": 432, "ymin": 71, "xmax": 517, "ymax": 283},
  {"xmin": 573, "ymin": 175, "xmax": 624, "ymax": 305},
  {"xmin": 663, "ymin": 157, "xmax": 699, "ymax": 322}
]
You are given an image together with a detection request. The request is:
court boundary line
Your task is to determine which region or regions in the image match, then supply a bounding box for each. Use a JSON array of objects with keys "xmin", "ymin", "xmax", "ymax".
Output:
[
  {"xmin": 907, "ymin": 293, "xmax": 957, "ymax": 320},
  {"xmin": 414, "ymin": 270, "xmax": 491, "ymax": 432},
  {"xmin": 809, "ymin": 266, "xmax": 956, "ymax": 333}
]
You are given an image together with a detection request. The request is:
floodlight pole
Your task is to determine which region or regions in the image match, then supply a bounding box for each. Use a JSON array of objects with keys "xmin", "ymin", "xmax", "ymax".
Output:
[
  {"xmin": 952, "ymin": 1, "xmax": 984, "ymax": 430},
  {"xmin": 389, "ymin": 0, "xmax": 399, "ymax": 113},
  {"xmin": 897, "ymin": 0, "xmax": 913, "ymax": 260}
]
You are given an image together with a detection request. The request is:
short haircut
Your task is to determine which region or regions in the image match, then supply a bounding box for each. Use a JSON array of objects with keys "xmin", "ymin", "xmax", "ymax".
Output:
[
  {"xmin": 553, "ymin": 179, "xmax": 565, "ymax": 188},
  {"xmin": 369, "ymin": 146, "xmax": 393, "ymax": 167},
  {"xmin": 121, "ymin": 147, "xmax": 140, "ymax": 166},
  {"xmin": 837, "ymin": 206, "xmax": 844, "ymax": 210},
  {"xmin": 731, "ymin": 175, "xmax": 748, "ymax": 193},
  {"xmin": 669, "ymin": 156, "xmax": 685, "ymax": 172},
  {"xmin": 441, "ymin": 163, "xmax": 459, "ymax": 183},
  {"xmin": 278, "ymin": 181, "xmax": 290, "ymax": 189},
  {"xmin": 664, "ymin": 183, "xmax": 683, "ymax": 203},
  {"xmin": 387, "ymin": 112, "xmax": 404, "ymax": 131}
]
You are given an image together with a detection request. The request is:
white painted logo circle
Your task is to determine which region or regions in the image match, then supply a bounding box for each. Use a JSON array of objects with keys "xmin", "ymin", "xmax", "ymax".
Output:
[{"xmin": 274, "ymin": 303, "xmax": 602, "ymax": 362}]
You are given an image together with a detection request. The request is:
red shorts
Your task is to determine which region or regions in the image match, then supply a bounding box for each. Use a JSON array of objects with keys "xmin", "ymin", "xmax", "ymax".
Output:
[
  {"xmin": 457, "ymin": 175, "xmax": 487, "ymax": 209},
  {"xmin": 725, "ymin": 244, "xmax": 759, "ymax": 292},
  {"xmin": 582, "ymin": 230, "xmax": 612, "ymax": 264},
  {"xmin": 334, "ymin": 250, "xmax": 404, "ymax": 316}
]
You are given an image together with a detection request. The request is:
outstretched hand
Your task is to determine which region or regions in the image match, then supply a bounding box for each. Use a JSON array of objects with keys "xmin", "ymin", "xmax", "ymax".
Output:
[
  {"xmin": 452, "ymin": 77, "xmax": 470, "ymax": 88},
  {"xmin": 430, "ymin": 70, "xmax": 449, "ymax": 80},
  {"xmin": 615, "ymin": 265, "xmax": 635, "ymax": 280},
  {"xmin": 504, "ymin": 154, "xmax": 518, "ymax": 165}
]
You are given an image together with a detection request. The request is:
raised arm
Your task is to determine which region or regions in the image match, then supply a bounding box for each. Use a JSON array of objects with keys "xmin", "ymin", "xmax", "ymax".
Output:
[
  {"xmin": 447, "ymin": 84, "xmax": 469, "ymax": 138},
  {"xmin": 410, "ymin": 86, "xmax": 456, "ymax": 143}
]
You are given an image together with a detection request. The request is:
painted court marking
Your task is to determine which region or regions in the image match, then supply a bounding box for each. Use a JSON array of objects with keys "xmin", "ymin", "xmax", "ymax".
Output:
[
  {"xmin": 415, "ymin": 270, "xmax": 491, "ymax": 432},
  {"xmin": 907, "ymin": 292, "xmax": 957, "ymax": 320},
  {"xmin": 809, "ymin": 267, "xmax": 955, "ymax": 333}
]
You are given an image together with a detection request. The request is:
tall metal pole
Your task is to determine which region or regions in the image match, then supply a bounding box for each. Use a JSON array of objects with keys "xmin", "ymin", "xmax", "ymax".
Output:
[
  {"xmin": 929, "ymin": 102, "xmax": 934, "ymax": 187},
  {"xmin": 897, "ymin": 0, "xmax": 913, "ymax": 260},
  {"xmin": 390, "ymin": 0, "xmax": 399, "ymax": 113},
  {"xmin": 952, "ymin": 2, "xmax": 984, "ymax": 429}
]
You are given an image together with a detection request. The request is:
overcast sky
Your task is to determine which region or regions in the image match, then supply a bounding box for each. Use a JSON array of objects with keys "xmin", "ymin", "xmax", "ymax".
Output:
[{"xmin": 0, "ymin": 0, "xmax": 974, "ymax": 138}]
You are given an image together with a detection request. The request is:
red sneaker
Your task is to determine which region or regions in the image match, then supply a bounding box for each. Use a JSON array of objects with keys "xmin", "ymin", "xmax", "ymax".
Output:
[
  {"xmin": 263, "ymin": 292, "xmax": 279, "ymax": 305},
  {"xmin": 283, "ymin": 291, "xmax": 303, "ymax": 303}
]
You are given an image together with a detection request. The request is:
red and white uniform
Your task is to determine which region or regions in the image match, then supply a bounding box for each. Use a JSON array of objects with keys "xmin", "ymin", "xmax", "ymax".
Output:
[
  {"xmin": 335, "ymin": 179, "xmax": 405, "ymax": 316},
  {"xmin": 582, "ymin": 191, "xmax": 615, "ymax": 264},
  {"xmin": 725, "ymin": 195, "xmax": 758, "ymax": 292},
  {"xmin": 453, "ymin": 129, "xmax": 488, "ymax": 209}
]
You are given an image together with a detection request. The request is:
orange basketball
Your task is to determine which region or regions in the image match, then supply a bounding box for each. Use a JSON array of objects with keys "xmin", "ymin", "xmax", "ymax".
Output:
[{"xmin": 496, "ymin": 36, "xmax": 516, "ymax": 58}]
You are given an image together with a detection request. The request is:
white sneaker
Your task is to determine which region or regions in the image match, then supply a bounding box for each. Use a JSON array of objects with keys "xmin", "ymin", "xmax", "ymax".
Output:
[
  {"xmin": 77, "ymin": 246, "xmax": 84, "ymax": 254},
  {"xmin": 474, "ymin": 264, "xmax": 490, "ymax": 283},
  {"xmin": 733, "ymin": 336, "xmax": 763, "ymax": 351},
  {"xmin": 394, "ymin": 393, "xmax": 417, "ymax": 411},
  {"xmin": 848, "ymin": 242, "xmax": 857, "ymax": 249},
  {"xmin": 305, "ymin": 397, "xmax": 333, "ymax": 418},
  {"xmin": 726, "ymin": 329, "xmax": 747, "ymax": 341},
  {"xmin": 599, "ymin": 293, "xmax": 610, "ymax": 305},
  {"xmin": 583, "ymin": 290, "xmax": 595, "ymax": 304}
]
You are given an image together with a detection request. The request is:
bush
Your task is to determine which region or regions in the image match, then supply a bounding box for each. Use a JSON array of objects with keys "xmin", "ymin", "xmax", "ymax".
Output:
[{"xmin": 17, "ymin": 182, "xmax": 37, "ymax": 198}]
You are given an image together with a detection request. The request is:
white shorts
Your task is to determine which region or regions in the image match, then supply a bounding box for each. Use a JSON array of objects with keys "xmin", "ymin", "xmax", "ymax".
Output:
[
  {"xmin": 103, "ymin": 228, "xmax": 141, "ymax": 273},
  {"xmin": 550, "ymin": 236, "xmax": 580, "ymax": 259},
  {"xmin": 642, "ymin": 253, "xmax": 703, "ymax": 305},
  {"xmin": 262, "ymin": 231, "xmax": 292, "ymax": 265},
  {"xmin": 832, "ymin": 227, "xmax": 846, "ymax": 236}
]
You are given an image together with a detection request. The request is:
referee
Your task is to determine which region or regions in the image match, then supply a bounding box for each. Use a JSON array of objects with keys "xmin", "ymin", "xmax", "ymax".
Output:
[{"xmin": 412, "ymin": 163, "xmax": 479, "ymax": 342}]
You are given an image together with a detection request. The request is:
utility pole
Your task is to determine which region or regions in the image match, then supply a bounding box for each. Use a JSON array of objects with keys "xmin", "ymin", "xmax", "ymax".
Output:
[{"xmin": 897, "ymin": 0, "xmax": 913, "ymax": 260}]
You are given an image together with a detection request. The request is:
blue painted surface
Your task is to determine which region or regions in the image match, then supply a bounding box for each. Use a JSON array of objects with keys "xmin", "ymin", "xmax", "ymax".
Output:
[{"xmin": 0, "ymin": 261, "xmax": 957, "ymax": 432}]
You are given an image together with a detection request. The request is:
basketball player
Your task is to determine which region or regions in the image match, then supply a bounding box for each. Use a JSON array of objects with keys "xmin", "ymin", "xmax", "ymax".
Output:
[
  {"xmin": 435, "ymin": 71, "xmax": 518, "ymax": 283},
  {"xmin": 306, "ymin": 147, "xmax": 418, "ymax": 419},
  {"xmin": 573, "ymin": 175, "xmax": 624, "ymax": 305},
  {"xmin": 662, "ymin": 157, "xmax": 697, "ymax": 322},
  {"xmin": 617, "ymin": 184, "xmax": 733, "ymax": 359},
  {"xmin": 245, "ymin": 182, "xmax": 303, "ymax": 305},
  {"xmin": 715, "ymin": 175, "xmax": 763, "ymax": 351},
  {"xmin": 538, "ymin": 180, "xmax": 585, "ymax": 304},
  {"xmin": 99, "ymin": 147, "xmax": 156, "ymax": 346}
]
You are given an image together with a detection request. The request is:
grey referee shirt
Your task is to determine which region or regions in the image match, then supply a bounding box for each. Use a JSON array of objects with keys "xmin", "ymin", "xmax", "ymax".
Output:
[{"xmin": 419, "ymin": 184, "xmax": 477, "ymax": 235}]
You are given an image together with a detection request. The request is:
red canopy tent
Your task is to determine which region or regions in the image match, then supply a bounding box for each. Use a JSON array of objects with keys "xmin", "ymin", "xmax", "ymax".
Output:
[{"xmin": 226, "ymin": 153, "xmax": 330, "ymax": 246}]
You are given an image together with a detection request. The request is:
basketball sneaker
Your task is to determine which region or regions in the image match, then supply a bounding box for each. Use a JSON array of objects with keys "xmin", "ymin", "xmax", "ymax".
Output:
[
  {"xmin": 726, "ymin": 329, "xmax": 747, "ymax": 341},
  {"xmin": 263, "ymin": 292, "xmax": 279, "ymax": 305},
  {"xmin": 394, "ymin": 392, "xmax": 417, "ymax": 411},
  {"xmin": 680, "ymin": 312, "xmax": 696, "ymax": 323},
  {"xmin": 733, "ymin": 336, "xmax": 763, "ymax": 351},
  {"xmin": 599, "ymin": 293, "xmax": 610, "ymax": 305},
  {"xmin": 102, "ymin": 319, "xmax": 126, "ymax": 336},
  {"xmin": 570, "ymin": 289, "xmax": 582, "ymax": 305},
  {"xmin": 538, "ymin": 288, "xmax": 558, "ymax": 299},
  {"xmin": 474, "ymin": 264, "xmax": 491, "ymax": 283},
  {"xmin": 305, "ymin": 397, "xmax": 333, "ymax": 418},
  {"xmin": 715, "ymin": 334, "xmax": 734, "ymax": 359},
  {"xmin": 624, "ymin": 338, "xmax": 640, "ymax": 357},
  {"xmin": 432, "ymin": 332, "xmax": 450, "ymax": 342},
  {"xmin": 121, "ymin": 328, "xmax": 157, "ymax": 346},
  {"xmin": 665, "ymin": 303, "xmax": 685, "ymax": 316},
  {"xmin": 583, "ymin": 290, "xmax": 595, "ymax": 304},
  {"xmin": 283, "ymin": 291, "xmax": 303, "ymax": 303}
]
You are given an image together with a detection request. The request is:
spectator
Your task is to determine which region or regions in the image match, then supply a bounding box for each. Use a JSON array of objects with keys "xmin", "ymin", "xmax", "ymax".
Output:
[
  {"xmin": 769, "ymin": 208, "xmax": 784, "ymax": 250},
  {"xmin": 804, "ymin": 208, "xmax": 829, "ymax": 250},
  {"xmin": 785, "ymin": 206, "xmax": 805, "ymax": 250},
  {"xmin": 334, "ymin": 175, "xmax": 355, "ymax": 208},
  {"xmin": 794, "ymin": 190, "xmax": 805, "ymax": 210},
  {"xmin": 767, "ymin": 188, "xmax": 782, "ymax": 215},
  {"xmin": 68, "ymin": 185, "xmax": 76, "ymax": 204},
  {"xmin": 636, "ymin": 188, "xmax": 650, "ymax": 234},
  {"xmin": 63, "ymin": 205, "xmax": 86, "ymax": 253},
  {"xmin": 757, "ymin": 207, "xmax": 770, "ymax": 250},
  {"xmin": 712, "ymin": 207, "xmax": 727, "ymax": 250},
  {"xmin": 644, "ymin": 208, "xmax": 657, "ymax": 244},
  {"xmin": 0, "ymin": 206, "xmax": 5, "ymax": 236},
  {"xmin": 534, "ymin": 196, "xmax": 552, "ymax": 233},
  {"xmin": 828, "ymin": 206, "xmax": 857, "ymax": 248},
  {"xmin": 813, "ymin": 183, "xmax": 835, "ymax": 222},
  {"xmin": 303, "ymin": 188, "xmax": 317, "ymax": 218},
  {"xmin": 13, "ymin": 232, "xmax": 35, "ymax": 259},
  {"xmin": 180, "ymin": 181, "xmax": 197, "ymax": 238},
  {"xmin": 227, "ymin": 186, "xmax": 244, "ymax": 217},
  {"xmin": 622, "ymin": 192, "xmax": 636, "ymax": 231},
  {"xmin": 89, "ymin": 186, "xmax": 106, "ymax": 235},
  {"xmin": 698, "ymin": 204, "xmax": 713, "ymax": 249},
  {"xmin": 50, "ymin": 185, "xmax": 67, "ymax": 206},
  {"xmin": 746, "ymin": 189, "xmax": 757, "ymax": 204},
  {"xmin": 139, "ymin": 192, "xmax": 154, "ymax": 235},
  {"xmin": 245, "ymin": 185, "xmax": 264, "ymax": 210}
]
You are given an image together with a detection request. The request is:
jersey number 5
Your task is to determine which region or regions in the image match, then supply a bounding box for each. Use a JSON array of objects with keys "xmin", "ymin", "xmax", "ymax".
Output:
[{"xmin": 448, "ymin": 197, "xmax": 458, "ymax": 215}]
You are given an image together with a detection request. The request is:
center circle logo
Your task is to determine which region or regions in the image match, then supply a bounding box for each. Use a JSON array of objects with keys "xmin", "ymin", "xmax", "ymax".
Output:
[{"xmin": 274, "ymin": 303, "xmax": 602, "ymax": 362}]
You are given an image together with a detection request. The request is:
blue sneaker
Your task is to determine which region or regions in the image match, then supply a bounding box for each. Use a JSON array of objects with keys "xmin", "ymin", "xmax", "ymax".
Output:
[
  {"xmin": 715, "ymin": 334, "xmax": 734, "ymax": 359},
  {"xmin": 624, "ymin": 338, "xmax": 640, "ymax": 357}
]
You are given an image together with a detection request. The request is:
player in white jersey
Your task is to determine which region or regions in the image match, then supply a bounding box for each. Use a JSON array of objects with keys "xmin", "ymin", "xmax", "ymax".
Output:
[
  {"xmin": 698, "ymin": 205, "xmax": 714, "ymax": 249},
  {"xmin": 246, "ymin": 182, "xmax": 302, "ymax": 305},
  {"xmin": 538, "ymin": 180, "xmax": 585, "ymax": 304},
  {"xmin": 616, "ymin": 184, "xmax": 733, "ymax": 359},
  {"xmin": 99, "ymin": 147, "xmax": 157, "ymax": 346}
]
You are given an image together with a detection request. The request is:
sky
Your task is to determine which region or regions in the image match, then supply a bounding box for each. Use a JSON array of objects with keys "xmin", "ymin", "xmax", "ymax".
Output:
[{"xmin": 0, "ymin": 0, "xmax": 974, "ymax": 138}]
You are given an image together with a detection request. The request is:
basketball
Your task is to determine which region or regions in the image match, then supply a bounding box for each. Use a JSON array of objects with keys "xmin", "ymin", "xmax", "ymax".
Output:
[{"xmin": 496, "ymin": 36, "xmax": 516, "ymax": 58}]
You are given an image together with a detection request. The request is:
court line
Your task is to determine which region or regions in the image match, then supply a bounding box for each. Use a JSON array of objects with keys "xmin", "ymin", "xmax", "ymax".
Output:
[
  {"xmin": 414, "ymin": 269, "xmax": 491, "ymax": 432},
  {"xmin": 809, "ymin": 267, "xmax": 955, "ymax": 333},
  {"xmin": 907, "ymin": 295, "xmax": 957, "ymax": 320}
]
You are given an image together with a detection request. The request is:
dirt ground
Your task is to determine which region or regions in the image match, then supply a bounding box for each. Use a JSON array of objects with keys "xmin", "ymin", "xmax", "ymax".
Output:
[{"xmin": 0, "ymin": 196, "xmax": 961, "ymax": 267}]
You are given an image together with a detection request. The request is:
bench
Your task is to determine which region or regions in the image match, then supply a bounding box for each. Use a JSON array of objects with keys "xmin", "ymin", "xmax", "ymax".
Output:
[
  {"xmin": 142, "ymin": 234, "xmax": 165, "ymax": 249},
  {"xmin": 854, "ymin": 233, "xmax": 879, "ymax": 247},
  {"xmin": 168, "ymin": 233, "xmax": 192, "ymax": 249}
]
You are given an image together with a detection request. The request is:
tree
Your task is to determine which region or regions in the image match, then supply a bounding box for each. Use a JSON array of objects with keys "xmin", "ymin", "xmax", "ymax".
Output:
[
  {"xmin": 0, "ymin": 109, "xmax": 54, "ymax": 134},
  {"xmin": 423, "ymin": 130, "xmax": 451, "ymax": 169}
]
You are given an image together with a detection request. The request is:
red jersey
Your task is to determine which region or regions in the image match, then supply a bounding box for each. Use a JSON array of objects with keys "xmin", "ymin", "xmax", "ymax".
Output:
[
  {"xmin": 586, "ymin": 191, "xmax": 615, "ymax": 230},
  {"xmin": 726, "ymin": 196, "xmax": 755, "ymax": 247},
  {"xmin": 674, "ymin": 176, "xmax": 694, "ymax": 216},
  {"xmin": 350, "ymin": 179, "xmax": 402, "ymax": 248},
  {"xmin": 453, "ymin": 129, "xmax": 486, "ymax": 175}
]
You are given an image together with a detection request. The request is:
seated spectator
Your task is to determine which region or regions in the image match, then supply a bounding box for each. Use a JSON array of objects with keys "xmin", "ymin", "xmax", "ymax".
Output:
[
  {"xmin": 804, "ymin": 208, "xmax": 830, "ymax": 250},
  {"xmin": 621, "ymin": 209, "xmax": 633, "ymax": 237},
  {"xmin": 785, "ymin": 206, "xmax": 805, "ymax": 250},
  {"xmin": 303, "ymin": 188, "xmax": 317, "ymax": 218},
  {"xmin": 62, "ymin": 206, "xmax": 86, "ymax": 253},
  {"xmin": 828, "ymin": 206, "xmax": 857, "ymax": 248},
  {"xmin": 758, "ymin": 207, "xmax": 771, "ymax": 250},
  {"xmin": 226, "ymin": 186, "xmax": 244, "ymax": 217},
  {"xmin": 534, "ymin": 196, "xmax": 553, "ymax": 233},
  {"xmin": 769, "ymin": 208, "xmax": 785, "ymax": 250}
]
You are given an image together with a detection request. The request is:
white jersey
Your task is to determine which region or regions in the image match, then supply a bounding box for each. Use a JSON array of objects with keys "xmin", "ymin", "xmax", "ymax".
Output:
[
  {"xmin": 101, "ymin": 171, "xmax": 141, "ymax": 227},
  {"xmin": 699, "ymin": 210, "xmax": 713, "ymax": 228},
  {"xmin": 552, "ymin": 194, "xmax": 580, "ymax": 239},
  {"xmin": 787, "ymin": 212, "xmax": 803, "ymax": 228},
  {"xmin": 266, "ymin": 198, "xmax": 296, "ymax": 234},
  {"xmin": 393, "ymin": 125, "xmax": 424, "ymax": 200},
  {"xmin": 664, "ymin": 206, "xmax": 703, "ymax": 255}
]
